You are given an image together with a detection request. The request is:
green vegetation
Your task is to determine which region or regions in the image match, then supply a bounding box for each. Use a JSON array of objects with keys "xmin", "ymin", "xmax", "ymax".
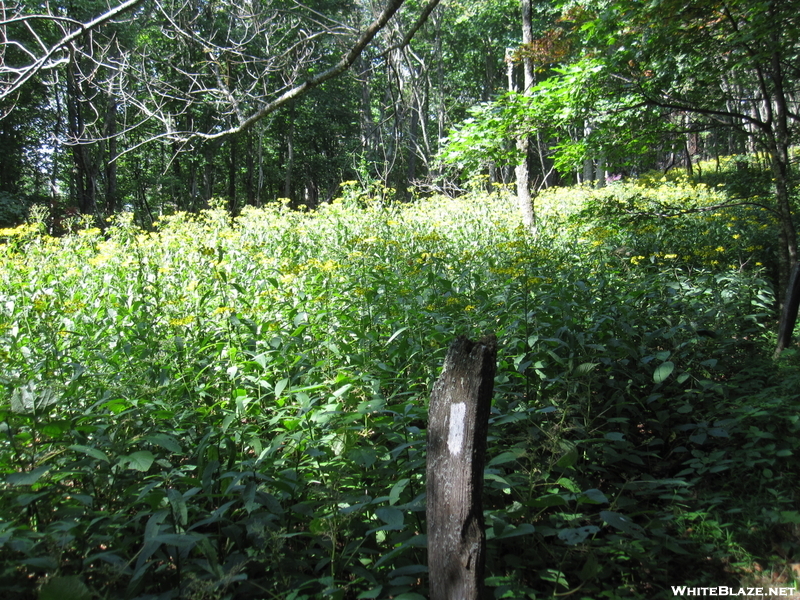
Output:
[{"xmin": 1, "ymin": 160, "xmax": 798, "ymax": 599}]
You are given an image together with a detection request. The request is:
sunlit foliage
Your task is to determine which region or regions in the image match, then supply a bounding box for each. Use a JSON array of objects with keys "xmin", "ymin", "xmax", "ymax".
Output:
[{"xmin": 0, "ymin": 171, "xmax": 797, "ymax": 598}]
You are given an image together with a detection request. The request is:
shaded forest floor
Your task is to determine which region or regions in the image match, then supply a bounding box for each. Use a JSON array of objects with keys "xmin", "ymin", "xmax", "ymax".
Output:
[{"xmin": 0, "ymin": 158, "xmax": 799, "ymax": 599}]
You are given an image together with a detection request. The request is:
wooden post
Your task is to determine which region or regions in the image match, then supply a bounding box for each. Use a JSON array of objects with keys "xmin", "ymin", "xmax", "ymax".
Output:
[{"xmin": 427, "ymin": 335, "xmax": 497, "ymax": 600}]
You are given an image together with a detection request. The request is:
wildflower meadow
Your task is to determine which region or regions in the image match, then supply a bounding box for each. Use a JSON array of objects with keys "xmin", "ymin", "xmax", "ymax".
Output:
[{"xmin": 0, "ymin": 163, "xmax": 798, "ymax": 599}]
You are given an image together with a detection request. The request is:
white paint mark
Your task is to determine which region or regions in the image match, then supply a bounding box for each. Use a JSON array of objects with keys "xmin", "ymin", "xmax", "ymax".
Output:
[{"xmin": 447, "ymin": 402, "xmax": 466, "ymax": 455}]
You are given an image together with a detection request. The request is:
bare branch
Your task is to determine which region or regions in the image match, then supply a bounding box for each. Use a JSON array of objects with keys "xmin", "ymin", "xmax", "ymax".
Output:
[
  {"xmin": 0, "ymin": 0, "xmax": 145, "ymax": 101},
  {"xmin": 172, "ymin": 0, "xmax": 408, "ymax": 142},
  {"xmin": 379, "ymin": 0, "xmax": 441, "ymax": 57}
]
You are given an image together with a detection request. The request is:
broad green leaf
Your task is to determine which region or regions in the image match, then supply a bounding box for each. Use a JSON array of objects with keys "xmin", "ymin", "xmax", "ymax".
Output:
[
  {"xmin": 282, "ymin": 418, "xmax": 300, "ymax": 431},
  {"xmin": 374, "ymin": 507, "xmax": 404, "ymax": 530},
  {"xmin": 6, "ymin": 465, "xmax": 50, "ymax": 486},
  {"xmin": 484, "ymin": 472, "xmax": 512, "ymax": 489},
  {"xmin": 574, "ymin": 362, "xmax": 599, "ymax": 376},
  {"xmin": 144, "ymin": 510, "xmax": 168, "ymax": 542},
  {"xmin": 558, "ymin": 525, "xmax": 599, "ymax": 545},
  {"xmin": 11, "ymin": 382, "xmax": 59, "ymax": 414},
  {"xmin": 332, "ymin": 383, "xmax": 352, "ymax": 398},
  {"xmin": 151, "ymin": 533, "xmax": 198, "ymax": 547},
  {"xmin": 167, "ymin": 488, "xmax": 188, "ymax": 527},
  {"xmin": 556, "ymin": 443, "xmax": 578, "ymax": 469},
  {"xmin": 653, "ymin": 361, "xmax": 675, "ymax": 383},
  {"xmin": 390, "ymin": 565, "xmax": 428, "ymax": 577},
  {"xmin": 487, "ymin": 523, "xmax": 535, "ymax": 540},
  {"xmin": 40, "ymin": 420, "xmax": 70, "ymax": 437},
  {"xmin": 70, "ymin": 444, "xmax": 110, "ymax": 463},
  {"xmin": 125, "ymin": 451, "xmax": 155, "ymax": 472},
  {"xmin": 388, "ymin": 478, "xmax": 410, "ymax": 506},
  {"xmin": 600, "ymin": 511, "xmax": 646, "ymax": 538},
  {"xmin": 578, "ymin": 488, "xmax": 609, "ymax": 505},
  {"xmin": 489, "ymin": 451, "xmax": 522, "ymax": 467},
  {"xmin": 557, "ymin": 477, "xmax": 580, "ymax": 493},
  {"xmin": 38, "ymin": 575, "xmax": 92, "ymax": 600},
  {"xmin": 374, "ymin": 534, "xmax": 427, "ymax": 567},
  {"xmin": 145, "ymin": 433, "xmax": 182, "ymax": 453},
  {"xmin": 529, "ymin": 494, "xmax": 568, "ymax": 508},
  {"xmin": 579, "ymin": 552, "xmax": 600, "ymax": 581},
  {"xmin": 274, "ymin": 378, "xmax": 289, "ymax": 398},
  {"xmin": 22, "ymin": 557, "xmax": 58, "ymax": 570}
]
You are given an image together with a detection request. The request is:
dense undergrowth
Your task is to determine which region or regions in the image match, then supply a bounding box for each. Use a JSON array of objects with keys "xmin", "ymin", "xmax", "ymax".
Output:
[{"xmin": 0, "ymin": 158, "xmax": 799, "ymax": 599}]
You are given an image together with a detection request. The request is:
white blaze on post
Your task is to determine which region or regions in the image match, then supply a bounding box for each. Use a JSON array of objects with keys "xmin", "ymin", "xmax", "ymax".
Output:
[{"xmin": 447, "ymin": 402, "xmax": 467, "ymax": 455}]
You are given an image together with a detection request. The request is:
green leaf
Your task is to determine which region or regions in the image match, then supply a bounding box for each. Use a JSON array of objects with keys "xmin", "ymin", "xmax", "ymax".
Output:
[
  {"xmin": 653, "ymin": 361, "xmax": 675, "ymax": 383},
  {"xmin": 38, "ymin": 575, "xmax": 91, "ymax": 600},
  {"xmin": 385, "ymin": 327, "xmax": 408, "ymax": 345},
  {"xmin": 167, "ymin": 488, "xmax": 188, "ymax": 527},
  {"xmin": 529, "ymin": 494, "xmax": 568, "ymax": 508},
  {"xmin": 578, "ymin": 488, "xmax": 609, "ymax": 504},
  {"xmin": 282, "ymin": 418, "xmax": 300, "ymax": 431},
  {"xmin": 579, "ymin": 552, "xmax": 600, "ymax": 581},
  {"xmin": 600, "ymin": 511, "xmax": 646, "ymax": 539},
  {"xmin": 487, "ymin": 522, "xmax": 535, "ymax": 540},
  {"xmin": 388, "ymin": 478, "xmax": 410, "ymax": 506},
  {"xmin": 22, "ymin": 557, "xmax": 58, "ymax": 570},
  {"xmin": 275, "ymin": 378, "xmax": 289, "ymax": 398},
  {"xmin": 70, "ymin": 444, "xmax": 110, "ymax": 463},
  {"xmin": 574, "ymin": 362, "xmax": 599, "ymax": 376},
  {"xmin": 124, "ymin": 450, "xmax": 155, "ymax": 472},
  {"xmin": 489, "ymin": 450, "xmax": 523, "ymax": 467},
  {"xmin": 374, "ymin": 507, "xmax": 404, "ymax": 530},
  {"xmin": 332, "ymin": 383, "xmax": 352, "ymax": 398},
  {"xmin": 6, "ymin": 465, "xmax": 50, "ymax": 486},
  {"xmin": 40, "ymin": 420, "xmax": 70, "ymax": 437},
  {"xmin": 11, "ymin": 382, "xmax": 59, "ymax": 414},
  {"xmin": 556, "ymin": 443, "xmax": 578, "ymax": 468},
  {"xmin": 145, "ymin": 433, "xmax": 182, "ymax": 453},
  {"xmin": 558, "ymin": 525, "xmax": 599, "ymax": 545},
  {"xmin": 557, "ymin": 477, "xmax": 580, "ymax": 493}
]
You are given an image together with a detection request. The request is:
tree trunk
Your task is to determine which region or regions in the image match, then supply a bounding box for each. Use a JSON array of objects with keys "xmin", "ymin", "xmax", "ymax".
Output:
[
  {"xmin": 105, "ymin": 97, "xmax": 118, "ymax": 214},
  {"xmin": 228, "ymin": 136, "xmax": 237, "ymax": 215},
  {"xmin": 406, "ymin": 95, "xmax": 419, "ymax": 199},
  {"xmin": 202, "ymin": 144, "xmax": 215, "ymax": 207},
  {"xmin": 511, "ymin": 0, "xmax": 536, "ymax": 232},
  {"xmin": 775, "ymin": 264, "xmax": 800, "ymax": 358},
  {"xmin": 427, "ymin": 335, "xmax": 497, "ymax": 600},
  {"xmin": 66, "ymin": 66, "xmax": 96, "ymax": 214},
  {"xmin": 284, "ymin": 110, "xmax": 295, "ymax": 203},
  {"xmin": 245, "ymin": 130, "xmax": 255, "ymax": 207},
  {"xmin": 767, "ymin": 40, "xmax": 799, "ymax": 356},
  {"xmin": 595, "ymin": 153, "xmax": 606, "ymax": 188}
]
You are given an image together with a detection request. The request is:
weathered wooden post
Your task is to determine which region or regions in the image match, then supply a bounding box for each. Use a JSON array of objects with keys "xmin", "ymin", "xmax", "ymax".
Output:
[{"xmin": 427, "ymin": 335, "xmax": 497, "ymax": 600}]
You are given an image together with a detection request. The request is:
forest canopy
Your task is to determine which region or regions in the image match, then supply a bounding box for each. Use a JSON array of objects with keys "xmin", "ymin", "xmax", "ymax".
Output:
[{"xmin": 2, "ymin": 1, "xmax": 798, "ymax": 224}]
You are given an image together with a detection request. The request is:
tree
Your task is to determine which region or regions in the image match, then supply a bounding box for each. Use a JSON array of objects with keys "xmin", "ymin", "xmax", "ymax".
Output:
[
  {"xmin": 439, "ymin": 9, "xmax": 577, "ymax": 200},
  {"xmin": 510, "ymin": 0, "xmax": 536, "ymax": 232},
  {"xmin": 442, "ymin": 0, "xmax": 800, "ymax": 353},
  {"xmin": 567, "ymin": 0, "xmax": 800, "ymax": 353},
  {"xmin": 1, "ymin": 0, "xmax": 445, "ymax": 216}
]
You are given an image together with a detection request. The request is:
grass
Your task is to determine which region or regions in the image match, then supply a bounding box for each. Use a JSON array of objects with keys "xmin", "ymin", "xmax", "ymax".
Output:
[{"xmin": 0, "ymin": 159, "xmax": 798, "ymax": 599}]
